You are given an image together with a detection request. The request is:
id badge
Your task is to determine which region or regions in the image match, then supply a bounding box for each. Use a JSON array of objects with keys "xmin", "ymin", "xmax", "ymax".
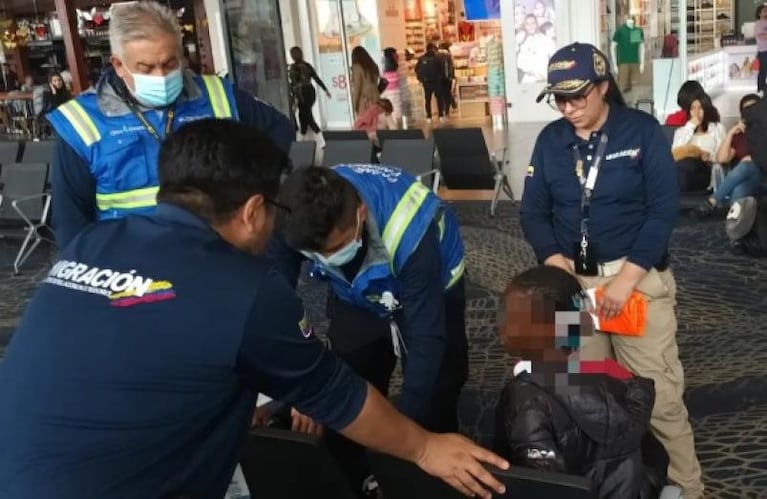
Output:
[{"xmin": 573, "ymin": 238, "xmax": 599, "ymax": 276}]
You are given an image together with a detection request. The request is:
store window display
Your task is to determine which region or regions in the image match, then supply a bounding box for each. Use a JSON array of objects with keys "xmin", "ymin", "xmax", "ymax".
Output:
[
  {"xmin": 611, "ymin": 16, "xmax": 645, "ymax": 93},
  {"xmin": 515, "ymin": 10, "xmax": 556, "ymax": 84}
]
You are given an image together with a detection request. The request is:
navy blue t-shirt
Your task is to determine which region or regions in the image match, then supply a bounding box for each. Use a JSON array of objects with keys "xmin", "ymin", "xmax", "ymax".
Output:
[
  {"xmin": 0, "ymin": 204, "xmax": 366, "ymax": 498},
  {"xmin": 520, "ymin": 104, "xmax": 679, "ymax": 270}
]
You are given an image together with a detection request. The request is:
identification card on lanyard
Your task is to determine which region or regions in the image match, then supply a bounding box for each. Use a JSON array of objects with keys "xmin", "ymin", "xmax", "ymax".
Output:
[
  {"xmin": 572, "ymin": 134, "xmax": 608, "ymax": 276},
  {"xmin": 128, "ymin": 104, "xmax": 175, "ymax": 142}
]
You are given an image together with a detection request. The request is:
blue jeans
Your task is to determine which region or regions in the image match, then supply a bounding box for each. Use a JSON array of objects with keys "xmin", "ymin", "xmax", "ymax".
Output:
[{"xmin": 713, "ymin": 160, "xmax": 763, "ymax": 204}]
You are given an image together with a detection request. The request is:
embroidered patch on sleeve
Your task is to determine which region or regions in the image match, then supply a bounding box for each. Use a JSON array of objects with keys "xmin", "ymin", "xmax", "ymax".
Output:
[{"xmin": 526, "ymin": 165, "xmax": 535, "ymax": 177}]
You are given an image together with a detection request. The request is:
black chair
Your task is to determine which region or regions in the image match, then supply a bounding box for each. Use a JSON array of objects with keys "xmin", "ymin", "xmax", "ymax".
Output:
[
  {"xmin": 289, "ymin": 140, "xmax": 316, "ymax": 168},
  {"xmin": 368, "ymin": 453, "xmax": 596, "ymax": 499},
  {"xmin": 432, "ymin": 127, "xmax": 514, "ymax": 216},
  {"xmin": 322, "ymin": 140, "xmax": 374, "ymax": 167},
  {"xmin": 377, "ymin": 128, "xmax": 425, "ymax": 146},
  {"xmin": 380, "ymin": 138, "xmax": 439, "ymax": 192},
  {"xmin": 323, "ymin": 130, "xmax": 369, "ymax": 141},
  {"xmin": 660, "ymin": 125, "xmax": 678, "ymax": 147},
  {"xmin": 0, "ymin": 141, "xmax": 20, "ymax": 164},
  {"xmin": 21, "ymin": 140, "xmax": 55, "ymax": 164},
  {"xmin": 0, "ymin": 162, "xmax": 51, "ymax": 274},
  {"xmin": 240, "ymin": 428, "xmax": 356, "ymax": 499}
]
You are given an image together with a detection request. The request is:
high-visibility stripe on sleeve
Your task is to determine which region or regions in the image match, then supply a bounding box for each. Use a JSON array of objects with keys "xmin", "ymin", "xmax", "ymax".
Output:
[
  {"xmin": 95, "ymin": 186, "xmax": 159, "ymax": 211},
  {"xmin": 57, "ymin": 100, "xmax": 101, "ymax": 146},
  {"xmin": 382, "ymin": 182, "xmax": 430, "ymax": 272},
  {"xmin": 446, "ymin": 259, "xmax": 465, "ymax": 289},
  {"xmin": 200, "ymin": 75, "xmax": 232, "ymax": 119}
]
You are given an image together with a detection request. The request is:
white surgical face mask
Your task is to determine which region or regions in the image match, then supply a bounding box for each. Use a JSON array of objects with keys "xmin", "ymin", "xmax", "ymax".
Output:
[
  {"xmin": 301, "ymin": 211, "xmax": 363, "ymax": 267},
  {"xmin": 126, "ymin": 67, "xmax": 183, "ymax": 108}
]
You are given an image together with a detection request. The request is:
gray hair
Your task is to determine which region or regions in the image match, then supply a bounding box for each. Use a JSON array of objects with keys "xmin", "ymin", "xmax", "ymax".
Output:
[{"xmin": 109, "ymin": 1, "xmax": 182, "ymax": 59}]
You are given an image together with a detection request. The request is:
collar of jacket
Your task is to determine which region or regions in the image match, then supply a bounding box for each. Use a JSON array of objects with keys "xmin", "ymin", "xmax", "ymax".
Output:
[{"xmin": 90, "ymin": 67, "xmax": 203, "ymax": 118}]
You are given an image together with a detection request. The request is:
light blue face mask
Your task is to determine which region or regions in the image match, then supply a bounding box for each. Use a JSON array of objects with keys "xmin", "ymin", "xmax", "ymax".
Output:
[
  {"xmin": 301, "ymin": 213, "xmax": 363, "ymax": 267},
  {"xmin": 128, "ymin": 68, "xmax": 183, "ymax": 108}
]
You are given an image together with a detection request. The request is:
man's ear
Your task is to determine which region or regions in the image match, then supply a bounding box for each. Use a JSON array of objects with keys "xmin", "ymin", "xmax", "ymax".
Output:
[{"xmin": 241, "ymin": 194, "xmax": 266, "ymax": 232}]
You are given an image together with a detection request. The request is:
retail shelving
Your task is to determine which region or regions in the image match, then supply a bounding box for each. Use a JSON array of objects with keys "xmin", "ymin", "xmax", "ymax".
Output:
[{"xmin": 686, "ymin": 0, "xmax": 734, "ymax": 54}]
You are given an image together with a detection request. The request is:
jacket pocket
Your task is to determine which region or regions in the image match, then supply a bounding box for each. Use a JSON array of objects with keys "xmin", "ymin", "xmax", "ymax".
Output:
[{"xmin": 103, "ymin": 134, "xmax": 150, "ymax": 192}]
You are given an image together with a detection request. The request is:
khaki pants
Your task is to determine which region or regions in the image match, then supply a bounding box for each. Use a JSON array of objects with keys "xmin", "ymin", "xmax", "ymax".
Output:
[
  {"xmin": 577, "ymin": 268, "xmax": 704, "ymax": 498},
  {"xmin": 618, "ymin": 63, "xmax": 639, "ymax": 92}
]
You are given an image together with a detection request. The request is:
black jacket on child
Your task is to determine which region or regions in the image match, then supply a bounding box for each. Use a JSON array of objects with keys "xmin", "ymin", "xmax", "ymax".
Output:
[{"xmin": 493, "ymin": 371, "xmax": 668, "ymax": 499}]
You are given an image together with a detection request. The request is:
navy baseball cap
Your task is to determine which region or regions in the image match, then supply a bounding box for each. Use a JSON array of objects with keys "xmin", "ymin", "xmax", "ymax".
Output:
[{"xmin": 536, "ymin": 42, "xmax": 611, "ymax": 103}]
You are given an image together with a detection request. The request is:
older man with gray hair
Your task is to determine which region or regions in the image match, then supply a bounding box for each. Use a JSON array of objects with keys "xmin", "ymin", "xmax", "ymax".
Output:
[{"xmin": 48, "ymin": 0, "xmax": 294, "ymax": 248}]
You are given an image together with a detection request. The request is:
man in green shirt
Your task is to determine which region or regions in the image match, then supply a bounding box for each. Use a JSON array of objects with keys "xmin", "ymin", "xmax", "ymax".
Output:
[{"xmin": 612, "ymin": 17, "xmax": 645, "ymax": 93}]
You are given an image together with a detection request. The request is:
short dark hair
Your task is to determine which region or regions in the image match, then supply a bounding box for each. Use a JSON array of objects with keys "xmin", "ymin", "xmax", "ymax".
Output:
[
  {"xmin": 426, "ymin": 42, "xmax": 438, "ymax": 53},
  {"xmin": 278, "ymin": 166, "xmax": 359, "ymax": 251},
  {"xmin": 157, "ymin": 119, "xmax": 290, "ymax": 225},
  {"xmin": 757, "ymin": 4, "xmax": 767, "ymax": 19},
  {"xmin": 676, "ymin": 80, "xmax": 705, "ymax": 110},
  {"xmin": 504, "ymin": 265, "xmax": 583, "ymax": 319}
]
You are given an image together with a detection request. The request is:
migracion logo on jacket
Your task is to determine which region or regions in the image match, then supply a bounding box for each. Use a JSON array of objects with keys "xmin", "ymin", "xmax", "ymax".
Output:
[{"xmin": 44, "ymin": 259, "xmax": 176, "ymax": 307}]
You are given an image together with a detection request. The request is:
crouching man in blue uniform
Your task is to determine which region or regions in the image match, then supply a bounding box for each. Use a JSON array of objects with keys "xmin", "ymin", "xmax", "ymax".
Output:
[
  {"xmin": 277, "ymin": 164, "xmax": 469, "ymax": 494},
  {"xmin": 0, "ymin": 120, "xmax": 508, "ymax": 499}
]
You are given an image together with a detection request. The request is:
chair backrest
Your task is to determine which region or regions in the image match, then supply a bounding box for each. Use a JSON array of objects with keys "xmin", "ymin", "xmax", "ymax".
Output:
[
  {"xmin": 635, "ymin": 98, "xmax": 655, "ymax": 116},
  {"xmin": 0, "ymin": 162, "xmax": 49, "ymax": 220},
  {"xmin": 289, "ymin": 140, "xmax": 316, "ymax": 168},
  {"xmin": 661, "ymin": 125, "xmax": 678, "ymax": 147},
  {"xmin": 322, "ymin": 140, "xmax": 373, "ymax": 167},
  {"xmin": 0, "ymin": 141, "xmax": 20, "ymax": 164},
  {"xmin": 490, "ymin": 465, "xmax": 596, "ymax": 499},
  {"xmin": 432, "ymin": 127, "xmax": 496, "ymax": 189},
  {"xmin": 21, "ymin": 140, "xmax": 55, "ymax": 164},
  {"xmin": 369, "ymin": 453, "xmax": 596, "ymax": 499},
  {"xmin": 323, "ymin": 130, "xmax": 369, "ymax": 141},
  {"xmin": 377, "ymin": 129, "xmax": 425, "ymax": 145},
  {"xmin": 240, "ymin": 428, "xmax": 356, "ymax": 499},
  {"xmin": 380, "ymin": 138, "xmax": 435, "ymax": 178}
]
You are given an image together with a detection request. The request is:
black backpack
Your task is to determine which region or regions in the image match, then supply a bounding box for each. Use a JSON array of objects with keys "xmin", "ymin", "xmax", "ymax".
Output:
[{"xmin": 415, "ymin": 54, "xmax": 440, "ymax": 83}]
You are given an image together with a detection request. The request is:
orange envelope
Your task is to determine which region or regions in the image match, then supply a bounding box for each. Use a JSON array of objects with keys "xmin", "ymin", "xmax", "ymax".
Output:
[{"xmin": 586, "ymin": 288, "xmax": 647, "ymax": 336}]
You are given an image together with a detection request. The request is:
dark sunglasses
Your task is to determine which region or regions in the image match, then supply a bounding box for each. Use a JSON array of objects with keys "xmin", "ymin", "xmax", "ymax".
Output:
[
  {"xmin": 548, "ymin": 85, "xmax": 596, "ymax": 112},
  {"xmin": 265, "ymin": 196, "xmax": 291, "ymax": 213}
]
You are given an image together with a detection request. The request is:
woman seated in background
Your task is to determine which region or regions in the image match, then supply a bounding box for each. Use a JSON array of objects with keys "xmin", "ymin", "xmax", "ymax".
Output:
[
  {"xmin": 697, "ymin": 93, "xmax": 763, "ymax": 217},
  {"xmin": 672, "ymin": 93, "xmax": 726, "ymax": 192},
  {"xmin": 665, "ymin": 80, "xmax": 706, "ymax": 126},
  {"xmin": 41, "ymin": 72, "xmax": 71, "ymax": 115},
  {"xmin": 353, "ymin": 97, "xmax": 397, "ymax": 148}
]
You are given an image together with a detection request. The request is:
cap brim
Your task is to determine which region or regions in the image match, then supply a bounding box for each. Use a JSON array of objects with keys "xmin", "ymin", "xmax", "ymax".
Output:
[
  {"xmin": 535, "ymin": 79, "xmax": 601, "ymax": 103},
  {"xmin": 725, "ymin": 197, "xmax": 758, "ymax": 240}
]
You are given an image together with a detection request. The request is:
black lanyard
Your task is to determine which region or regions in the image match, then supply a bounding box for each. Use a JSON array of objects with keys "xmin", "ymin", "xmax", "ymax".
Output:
[
  {"xmin": 128, "ymin": 104, "xmax": 175, "ymax": 142},
  {"xmin": 572, "ymin": 133, "xmax": 608, "ymax": 238}
]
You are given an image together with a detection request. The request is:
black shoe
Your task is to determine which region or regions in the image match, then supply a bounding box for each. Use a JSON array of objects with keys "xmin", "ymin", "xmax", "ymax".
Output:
[{"xmin": 717, "ymin": 12, "xmax": 730, "ymax": 19}]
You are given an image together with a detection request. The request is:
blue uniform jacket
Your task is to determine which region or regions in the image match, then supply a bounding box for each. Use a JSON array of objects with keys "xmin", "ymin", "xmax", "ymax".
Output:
[
  {"xmin": 49, "ymin": 68, "xmax": 294, "ymax": 248},
  {"xmin": 301, "ymin": 164, "xmax": 465, "ymax": 422},
  {"xmin": 520, "ymin": 105, "xmax": 678, "ymax": 270},
  {"xmin": 0, "ymin": 203, "xmax": 365, "ymax": 499}
]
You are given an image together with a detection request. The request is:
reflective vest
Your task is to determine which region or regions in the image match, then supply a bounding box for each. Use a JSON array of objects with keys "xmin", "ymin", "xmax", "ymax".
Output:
[
  {"xmin": 47, "ymin": 74, "xmax": 239, "ymax": 220},
  {"xmin": 309, "ymin": 164, "xmax": 465, "ymax": 317}
]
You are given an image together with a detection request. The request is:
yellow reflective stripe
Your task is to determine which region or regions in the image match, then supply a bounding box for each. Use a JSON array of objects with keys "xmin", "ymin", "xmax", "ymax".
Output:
[
  {"xmin": 438, "ymin": 213, "xmax": 446, "ymax": 241},
  {"xmin": 201, "ymin": 75, "xmax": 232, "ymax": 118},
  {"xmin": 382, "ymin": 182, "xmax": 430, "ymax": 271},
  {"xmin": 96, "ymin": 186, "xmax": 159, "ymax": 211},
  {"xmin": 58, "ymin": 101, "xmax": 101, "ymax": 146},
  {"xmin": 447, "ymin": 259, "xmax": 465, "ymax": 289}
]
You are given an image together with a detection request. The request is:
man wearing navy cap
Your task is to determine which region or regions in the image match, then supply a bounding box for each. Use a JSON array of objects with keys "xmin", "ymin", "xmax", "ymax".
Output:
[{"xmin": 520, "ymin": 43, "xmax": 704, "ymax": 498}]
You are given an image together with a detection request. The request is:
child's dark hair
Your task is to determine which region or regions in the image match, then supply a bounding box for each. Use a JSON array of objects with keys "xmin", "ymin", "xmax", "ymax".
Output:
[{"xmin": 504, "ymin": 265, "xmax": 583, "ymax": 316}]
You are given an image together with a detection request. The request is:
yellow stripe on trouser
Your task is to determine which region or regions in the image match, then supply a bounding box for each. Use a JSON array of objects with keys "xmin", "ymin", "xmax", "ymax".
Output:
[
  {"xmin": 201, "ymin": 75, "xmax": 232, "ymax": 118},
  {"xmin": 576, "ymin": 269, "xmax": 704, "ymax": 498},
  {"xmin": 382, "ymin": 182, "xmax": 430, "ymax": 272},
  {"xmin": 96, "ymin": 186, "xmax": 159, "ymax": 211},
  {"xmin": 58, "ymin": 101, "xmax": 101, "ymax": 146}
]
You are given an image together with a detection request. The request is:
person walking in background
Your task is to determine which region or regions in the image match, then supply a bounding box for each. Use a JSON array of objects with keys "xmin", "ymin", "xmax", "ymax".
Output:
[
  {"xmin": 288, "ymin": 46, "xmax": 330, "ymax": 146},
  {"xmin": 381, "ymin": 47, "xmax": 406, "ymax": 122},
  {"xmin": 351, "ymin": 46, "xmax": 381, "ymax": 117},
  {"xmin": 755, "ymin": 5, "xmax": 767, "ymax": 93},
  {"xmin": 353, "ymin": 97, "xmax": 397, "ymax": 147},
  {"xmin": 438, "ymin": 42, "xmax": 456, "ymax": 113},
  {"xmin": 416, "ymin": 43, "xmax": 446, "ymax": 124}
]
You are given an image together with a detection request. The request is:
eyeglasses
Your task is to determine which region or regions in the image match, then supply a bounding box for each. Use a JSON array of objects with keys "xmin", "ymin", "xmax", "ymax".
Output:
[
  {"xmin": 547, "ymin": 85, "xmax": 596, "ymax": 112},
  {"xmin": 265, "ymin": 196, "xmax": 292, "ymax": 214}
]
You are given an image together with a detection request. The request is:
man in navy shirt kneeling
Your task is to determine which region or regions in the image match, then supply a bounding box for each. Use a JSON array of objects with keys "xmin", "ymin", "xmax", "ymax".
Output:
[{"xmin": 0, "ymin": 119, "xmax": 508, "ymax": 499}]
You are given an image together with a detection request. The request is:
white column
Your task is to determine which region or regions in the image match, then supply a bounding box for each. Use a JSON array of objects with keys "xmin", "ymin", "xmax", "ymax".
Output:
[{"xmin": 202, "ymin": 0, "xmax": 230, "ymax": 76}]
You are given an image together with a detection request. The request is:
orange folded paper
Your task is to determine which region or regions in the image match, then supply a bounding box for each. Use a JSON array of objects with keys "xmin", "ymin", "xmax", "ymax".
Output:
[{"xmin": 589, "ymin": 288, "xmax": 647, "ymax": 336}]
